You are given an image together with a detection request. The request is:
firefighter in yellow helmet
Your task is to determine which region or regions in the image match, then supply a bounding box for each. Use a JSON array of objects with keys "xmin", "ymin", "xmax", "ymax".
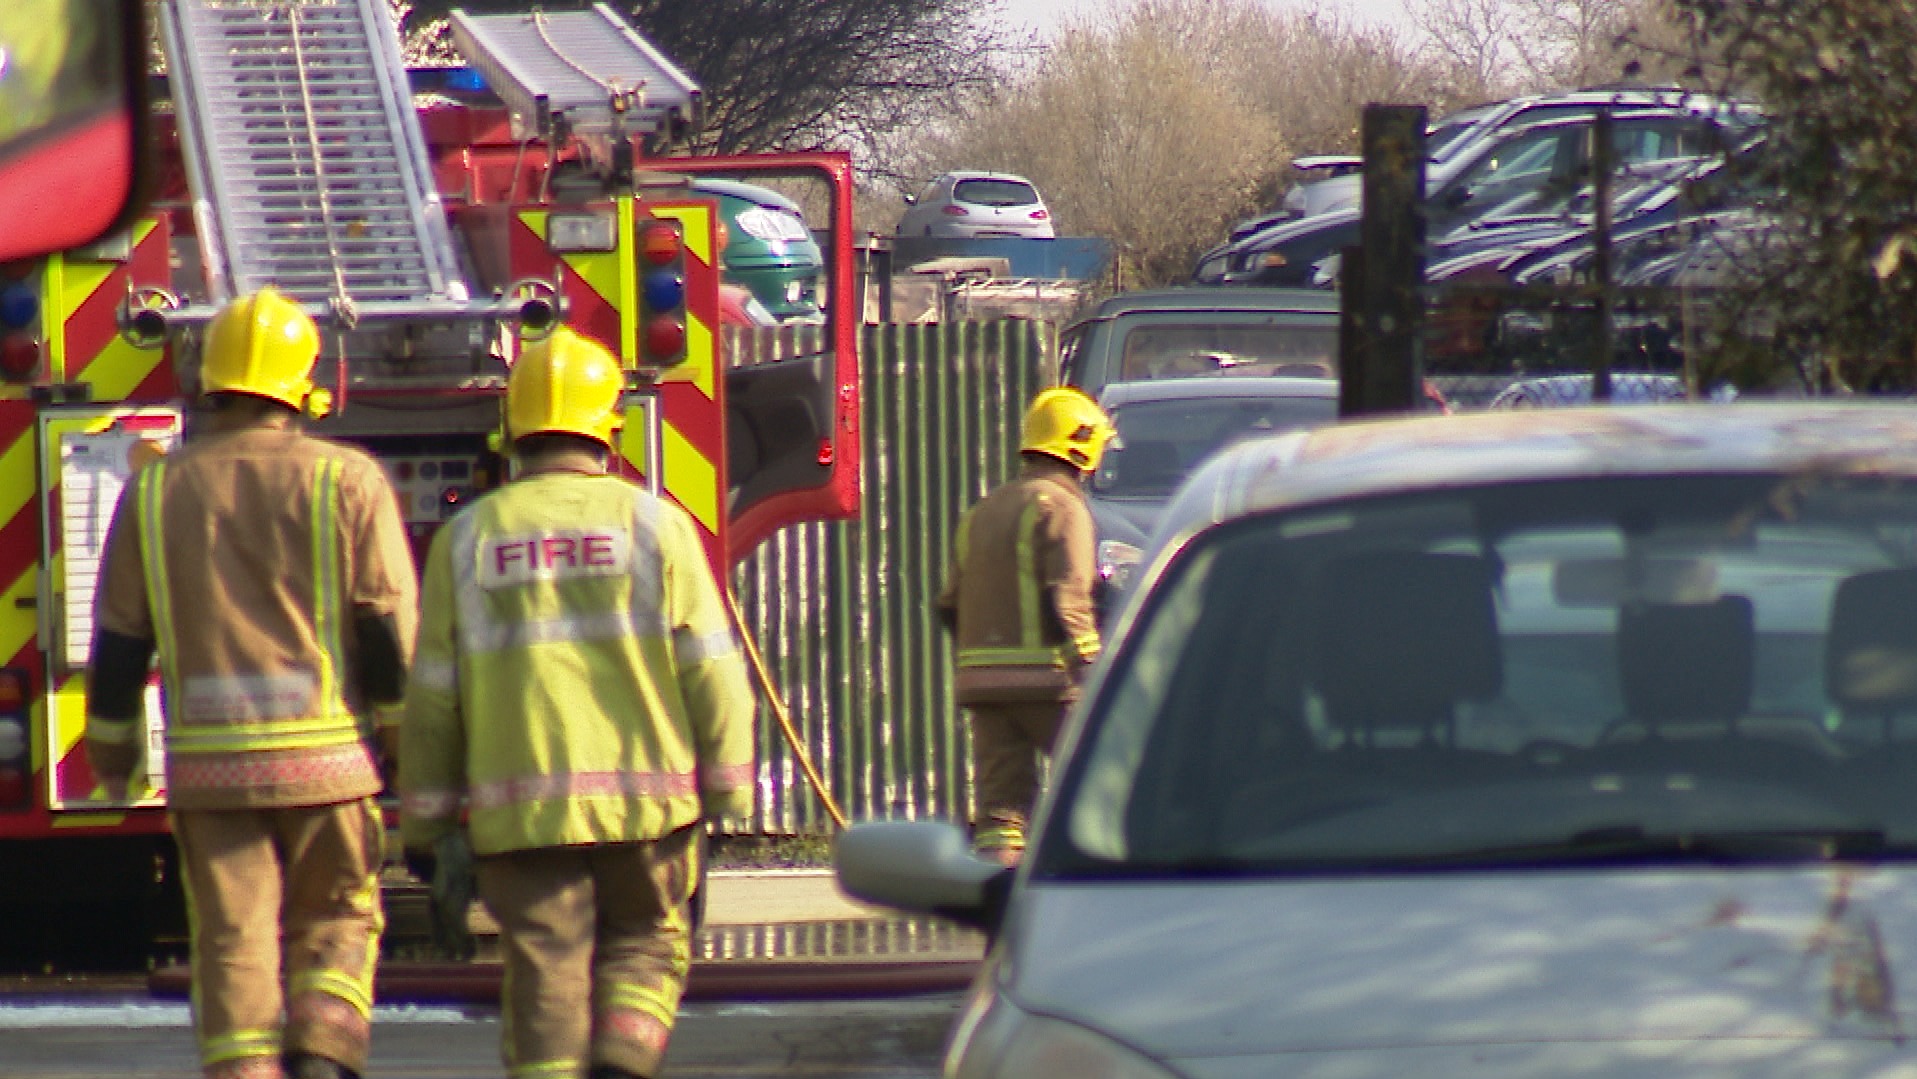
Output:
[
  {"xmin": 937, "ymin": 386, "xmax": 1115, "ymax": 864},
  {"xmin": 84, "ymin": 287, "xmax": 417, "ymax": 1079},
  {"xmin": 399, "ymin": 325, "xmax": 756, "ymax": 1079}
]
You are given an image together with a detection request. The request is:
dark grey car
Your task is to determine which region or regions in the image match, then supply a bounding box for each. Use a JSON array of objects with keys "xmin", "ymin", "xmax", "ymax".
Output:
[{"xmin": 1089, "ymin": 377, "xmax": 1339, "ymax": 607}]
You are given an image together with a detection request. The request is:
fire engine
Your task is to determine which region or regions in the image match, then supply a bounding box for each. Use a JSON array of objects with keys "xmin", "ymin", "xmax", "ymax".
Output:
[{"xmin": 0, "ymin": 0, "xmax": 860, "ymax": 962}]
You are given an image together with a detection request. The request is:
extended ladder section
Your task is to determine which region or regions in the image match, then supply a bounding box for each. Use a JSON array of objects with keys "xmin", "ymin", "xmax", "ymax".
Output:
[
  {"xmin": 158, "ymin": 0, "xmax": 470, "ymax": 316},
  {"xmin": 449, "ymin": 3, "xmax": 702, "ymax": 145}
]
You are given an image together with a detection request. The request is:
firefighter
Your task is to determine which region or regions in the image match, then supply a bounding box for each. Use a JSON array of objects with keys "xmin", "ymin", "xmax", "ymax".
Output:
[
  {"xmin": 937, "ymin": 386, "xmax": 1114, "ymax": 865},
  {"xmin": 83, "ymin": 287, "xmax": 417, "ymax": 1079},
  {"xmin": 398, "ymin": 325, "xmax": 756, "ymax": 1079}
]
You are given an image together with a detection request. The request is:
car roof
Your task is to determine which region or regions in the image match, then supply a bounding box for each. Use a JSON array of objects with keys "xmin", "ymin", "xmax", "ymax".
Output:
[
  {"xmin": 1099, "ymin": 376, "xmax": 1341, "ymax": 408},
  {"xmin": 1078, "ymin": 287, "xmax": 1342, "ymax": 322},
  {"xmin": 1230, "ymin": 109, "xmax": 1745, "ymax": 256},
  {"xmin": 938, "ymin": 170, "xmax": 1037, "ymax": 183},
  {"xmin": 689, "ymin": 177, "xmax": 802, "ymax": 214},
  {"xmin": 1161, "ymin": 404, "xmax": 1917, "ymax": 536}
]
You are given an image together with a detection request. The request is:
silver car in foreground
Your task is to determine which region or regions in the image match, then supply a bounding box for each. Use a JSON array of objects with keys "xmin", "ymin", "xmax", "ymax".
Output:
[{"xmin": 841, "ymin": 405, "xmax": 1917, "ymax": 1078}]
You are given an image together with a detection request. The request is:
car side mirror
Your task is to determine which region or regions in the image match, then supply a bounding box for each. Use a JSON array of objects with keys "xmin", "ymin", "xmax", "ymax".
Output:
[
  {"xmin": 0, "ymin": 0, "xmax": 149, "ymax": 260},
  {"xmin": 902, "ymin": 194, "xmax": 918, "ymax": 206},
  {"xmin": 834, "ymin": 820, "xmax": 1013, "ymax": 933}
]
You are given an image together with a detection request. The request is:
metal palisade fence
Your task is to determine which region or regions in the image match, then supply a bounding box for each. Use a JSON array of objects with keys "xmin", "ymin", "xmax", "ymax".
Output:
[{"xmin": 729, "ymin": 320, "xmax": 1058, "ymax": 834}]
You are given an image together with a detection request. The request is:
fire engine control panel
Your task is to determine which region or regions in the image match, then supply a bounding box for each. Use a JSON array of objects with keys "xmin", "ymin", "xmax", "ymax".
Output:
[
  {"xmin": 383, "ymin": 453, "xmax": 483, "ymax": 526},
  {"xmin": 361, "ymin": 435, "xmax": 499, "ymax": 550}
]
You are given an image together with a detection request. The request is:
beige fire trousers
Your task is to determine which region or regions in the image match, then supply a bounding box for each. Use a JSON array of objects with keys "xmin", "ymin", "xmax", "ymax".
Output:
[
  {"xmin": 171, "ymin": 798, "xmax": 386, "ymax": 1079},
  {"xmin": 968, "ymin": 700, "xmax": 1068, "ymax": 853},
  {"xmin": 475, "ymin": 825, "xmax": 701, "ymax": 1079}
]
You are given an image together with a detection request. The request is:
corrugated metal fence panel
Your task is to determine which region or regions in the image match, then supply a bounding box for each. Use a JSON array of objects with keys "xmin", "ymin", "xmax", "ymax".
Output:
[{"xmin": 731, "ymin": 320, "xmax": 1056, "ymax": 833}]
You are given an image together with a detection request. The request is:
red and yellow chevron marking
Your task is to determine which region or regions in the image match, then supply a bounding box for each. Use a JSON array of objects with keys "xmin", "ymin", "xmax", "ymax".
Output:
[
  {"xmin": 641, "ymin": 200, "xmax": 726, "ymax": 573},
  {"xmin": 40, "ymin": 217, "xmax": 179, "ymax": 404},
  {"xmin": 0, "ymin": 401, "xmax": 168, "ymax": 839},
  {"xmin": 512, "ymin": 197, "xmax": 728, "ymax": 575}
]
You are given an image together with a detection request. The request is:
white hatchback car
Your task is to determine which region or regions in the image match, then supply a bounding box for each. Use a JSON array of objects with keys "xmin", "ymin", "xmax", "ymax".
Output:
[
  {"xmin": 898, "ymin": 171, "xmax": 1055, "ymax": 239},
  {"xmin": 841, "ymin": 404, "xmax": 1917, "ymax": 1079}
]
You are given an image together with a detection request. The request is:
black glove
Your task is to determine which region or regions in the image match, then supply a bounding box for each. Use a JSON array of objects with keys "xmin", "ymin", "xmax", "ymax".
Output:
[
  {"xmin": 427, "ymin": 832, "xmax": 476, "ymax": 961},
  {"xmin": 404, "ymin": 847, "xmax": 436, "ymax": 885}
]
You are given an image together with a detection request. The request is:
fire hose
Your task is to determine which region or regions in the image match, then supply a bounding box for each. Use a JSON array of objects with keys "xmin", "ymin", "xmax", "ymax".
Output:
[{"xmin": 723, "ymin": 589, "xmax": 849, "ymax": 831}]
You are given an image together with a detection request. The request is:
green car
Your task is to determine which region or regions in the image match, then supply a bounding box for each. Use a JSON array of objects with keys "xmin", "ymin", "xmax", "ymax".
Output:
[{"xmin": 691, "ymin": 178, "xmax": 825, "ymax": 323}]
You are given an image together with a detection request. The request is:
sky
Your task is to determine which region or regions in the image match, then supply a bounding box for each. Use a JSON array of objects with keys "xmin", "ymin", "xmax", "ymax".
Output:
[{"xmin": 996, "ymin": 0, "xmax": 1417, "ymax": 39}]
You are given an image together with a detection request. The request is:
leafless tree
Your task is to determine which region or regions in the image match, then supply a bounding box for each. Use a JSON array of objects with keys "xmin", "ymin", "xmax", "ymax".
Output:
[{"xmin": 1411, "ymin": 0, "xmax": 1526, "ymax": 100}]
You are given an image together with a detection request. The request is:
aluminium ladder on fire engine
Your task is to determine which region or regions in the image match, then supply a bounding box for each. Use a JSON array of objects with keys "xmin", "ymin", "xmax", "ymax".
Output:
[
  {"xmin": 157, "ymin": 0, "xmax": 471, "ymax": 319},
  {"xmin": 447, "ymin": 3, "xmax": 702, "ymax": 148}
]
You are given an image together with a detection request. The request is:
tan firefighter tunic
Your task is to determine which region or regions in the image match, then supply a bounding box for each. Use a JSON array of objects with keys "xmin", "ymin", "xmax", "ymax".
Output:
[
  {"xmin": 398, "ymin": 470, "xmax": 756, "ymax": 855},
  {"xmin": 938, "ymin": 457, "xmax": 1102, "ymax": 703},
  {"xmin": 87, "ymin": 424, "xmax": 418, "ymax": 806}
]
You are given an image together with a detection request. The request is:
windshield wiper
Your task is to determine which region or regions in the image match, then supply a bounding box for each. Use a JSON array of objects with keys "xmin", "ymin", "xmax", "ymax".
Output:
[{"xmin": 1410, "ymin": 826, "xmax": 1897, "ymax": 868}]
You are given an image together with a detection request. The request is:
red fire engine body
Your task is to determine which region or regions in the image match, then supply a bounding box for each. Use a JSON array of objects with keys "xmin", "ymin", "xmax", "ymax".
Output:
[{"xmin": 0, "ymin": 2, "xmax": 859, "ymax": 959}]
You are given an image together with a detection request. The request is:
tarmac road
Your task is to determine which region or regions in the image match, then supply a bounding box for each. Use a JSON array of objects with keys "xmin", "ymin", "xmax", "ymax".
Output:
[{"xmin": 0, "ymin": 995, "xmax": 962, "ymax": 1078}]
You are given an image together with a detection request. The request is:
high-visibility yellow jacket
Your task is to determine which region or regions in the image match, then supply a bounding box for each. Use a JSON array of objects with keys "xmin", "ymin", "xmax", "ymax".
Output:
[
  {"xmin": 398, "ymin": 468, "xmax": 756, "ymax": 856},
  {"xmin": 936, "ymin": 456, "xmax": 1101, "ymax": 705}
]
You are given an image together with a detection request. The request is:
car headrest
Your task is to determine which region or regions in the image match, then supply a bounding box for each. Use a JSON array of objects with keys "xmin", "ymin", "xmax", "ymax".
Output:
[
  {"xmin": 1314, "ymin": 551, "xmax": 1502, "ymax": 726},
  {"xmin": 1113, "ymin": 441, "xmax": 1183, "ymax": 488},
  {"xmin": 1618, "ymin": 597, "xmax": 1754, "ymax": 724},
  {"xmin": 1826, "ymin": 568, "xmax": 1917, "ymax": 712}
]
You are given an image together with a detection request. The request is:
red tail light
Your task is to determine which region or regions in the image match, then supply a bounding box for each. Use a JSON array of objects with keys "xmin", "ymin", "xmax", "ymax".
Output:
[
  {"xmin": 1030, "ymin": 209, "xmax": 1050, "ymax": 220},
  {"xmin": 0, "ymin": 767, "xmax": 23, "ymax": 809},
  {"xmin": 0, "ymin": 335, "xmax": 38, "ymax": 381},
  {"xmin": 941, "ymin": 205, "xmax": 969, "ymax": 216}
]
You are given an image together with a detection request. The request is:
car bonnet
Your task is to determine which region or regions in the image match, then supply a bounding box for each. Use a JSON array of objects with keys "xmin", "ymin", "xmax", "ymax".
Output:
[{"xmin": 1001, "ymin": 867, "xmax": 1917, "ymax": 1070}]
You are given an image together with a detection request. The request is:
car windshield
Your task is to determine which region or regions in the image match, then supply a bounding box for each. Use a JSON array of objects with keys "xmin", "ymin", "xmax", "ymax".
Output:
[
  {"xmin": 954, "ymin": 178, "xmax": 1039, "ymax": 206},
  {"xmin": 1118, "ymin": 321, "xmax": 1339, "ymax": 381},
  {"xmin": 1428, "ymin": 105, "xmax": 1499, "ymax": 162},
  {"xmin": 1467, "ymin": 157, "xmax": 1707, "ymax": 229},
  {"xmin": 1093, "ymin": 395, "xmax": 1335, "ymax": 498},
  {"xmin": 1055, "ymin": 473, "xmax": 1917, "ymax": 876}
]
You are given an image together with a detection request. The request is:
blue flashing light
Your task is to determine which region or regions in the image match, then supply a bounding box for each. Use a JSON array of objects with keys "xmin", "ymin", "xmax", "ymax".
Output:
[
  {"xmin": 0, "ymin": 284, "xmax": 37, "ymax": 332},
  {"xmin": 444, "ymin": 67, "xmax": 489, "ymax": 94},
  {"xmin": 643, "ymin": 270, "xmax": 685, "ymax": 313}
]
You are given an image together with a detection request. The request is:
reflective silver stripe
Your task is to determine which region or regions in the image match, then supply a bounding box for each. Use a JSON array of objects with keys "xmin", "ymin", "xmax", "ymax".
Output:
[
  {"xmin": 401, "ymin": 790, "xmax": 463, "ymax": 819},
  {"xmin": 468, "ymin": 769, "xmax": 697, "ymax": 811},
  {"xmin": 449, "ymin": 491, "xmax": 669, "ymax": 655},
  {"xmin": 178, "ymin": 672, "xmax": 318, "ymax": 723},
  {"xmin": 627, "ymin": 492, "xmax": 663, "ymax": 608},
  {"xmin": 673, "ymin": 628, "xmax": 737, "ymax": 666},
  {"xmin": 464, "ymin": 610, "xmax": 654, "ymax": 652},
  {"xmin": 86, "ymin": 716, "xmax": 141, "ymax": 745},
  {"xmin": 700, "ymin": 762, "xmax": 754, "ymax": 791},
  {"xmin": 413, "ymin": 657, "xmax": 457, "ymax": 693}
]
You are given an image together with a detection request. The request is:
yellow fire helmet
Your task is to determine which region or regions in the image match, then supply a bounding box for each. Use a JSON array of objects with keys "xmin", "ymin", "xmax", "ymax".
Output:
[
  {"xmin": 506, "ymin": 325, "xmax": 625, "ymax": 447},
  {"xmin": 1021, "ymin": 385, "xmax": 1115, "ymax": 472},
  {"xmin": 199, "ymin": 287, "xmax": 328, "ymax": 416}
]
